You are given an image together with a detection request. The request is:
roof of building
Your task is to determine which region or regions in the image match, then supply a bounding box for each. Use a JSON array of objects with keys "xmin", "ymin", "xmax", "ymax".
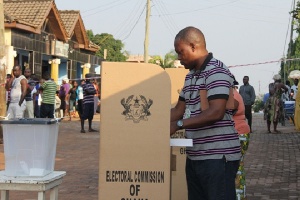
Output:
[
  {"xmin": 59, "ymin": 10, "xmax": 91, "ymax": 49},
  {"xmin": 4, "ymin": 0, "xmax": 68, "ymax": 41}
]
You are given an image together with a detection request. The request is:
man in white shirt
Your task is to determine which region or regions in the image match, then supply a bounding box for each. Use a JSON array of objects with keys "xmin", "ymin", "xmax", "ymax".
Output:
[
  {"xmin": 5, "ymin": 65, "xmax": 27, "ymax": 119},
  {"xmin": 291, "ymin": 79, "xmax": 299, "ymax": 101}
]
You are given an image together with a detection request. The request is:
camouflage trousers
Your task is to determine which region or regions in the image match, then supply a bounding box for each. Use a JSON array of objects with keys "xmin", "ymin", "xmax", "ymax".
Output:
[{"xmin": 236, "ymin": 133, "xmax": 250, "ymax": 200}]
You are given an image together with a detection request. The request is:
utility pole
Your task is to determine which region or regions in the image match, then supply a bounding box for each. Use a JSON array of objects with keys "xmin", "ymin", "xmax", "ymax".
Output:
[
  {"xmin": 0, "ymin": 0, "xmax": 7, "ymax": 118},
  {"xmin": 144, "ymin": 0, "xmax": 151, "ymax": 63}
]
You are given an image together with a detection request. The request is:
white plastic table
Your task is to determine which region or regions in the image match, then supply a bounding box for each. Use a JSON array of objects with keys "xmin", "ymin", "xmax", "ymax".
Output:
[{"xmin": 0, "ymin": 171, "xmax": 66, "ymax": 200}]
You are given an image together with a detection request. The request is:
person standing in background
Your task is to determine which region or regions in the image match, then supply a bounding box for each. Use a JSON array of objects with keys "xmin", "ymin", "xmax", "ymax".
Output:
[
  {"xmin": 282, "ymin": 80, "xmax": 291, "ymax": 101},
  {"xmin": 92, "ymin": 79, "xmax": 100, "ymax": 114},
  {"xmin": 239, "ymin": 76, "xmax": 256, "ymax": 132},
  {"xmin": 264, "ymin": 74, "xmax": 287, "ymax": 133},
  {"xmin": 39, "ymin": 72, "xmax": 57, "ymax": 118},
  {"xmin": 5, "ymin": 65, "xmax": 27, "ymax": 119},
  {"xmin": 24, "ymin": 68, "xmax": 35, "ymax": 118},
  {"xmin": 232, "ymin": 78, "xmax": 251, "ymax": 200},
  {"xmin": 67, "ymin": 81, "xmax": 78, "ymax": 120},
  {"xmin": 32, "ymin": 78, "xmax": 44, "ymax": 118},
  {"xmin": 76, "ymin": 79, "xmax": 85, "ymax": 120},
  {"xmin": 291, "ymin": 78, "xmax": 298, "ymax": 101},
  {"xmin": 80, "ymin": 74, "xmax": 97, "ymax": 133}
]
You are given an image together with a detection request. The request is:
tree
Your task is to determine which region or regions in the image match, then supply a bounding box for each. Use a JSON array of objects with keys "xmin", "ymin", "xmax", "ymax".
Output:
[
  {"xmin": 164, "ymin": 50, "xmax": 177, "ymax": 68},
  {"xmin": 86, "ymin": 30, "xmax": 127, "ymax": 62},
  {"xmin": 148, "ymin": 50, "xmax": 178, "ymax": 69},
  {"xmin": 253, "ymin": 98, "xmax": 264, "ymax": 113},
  {"xmin": 282, "ymin": 2, "xmax": 300, "ymax": 79},
  {"xmin": 149, "ymin": 55, "xmax": 164, "ymax": 67}
]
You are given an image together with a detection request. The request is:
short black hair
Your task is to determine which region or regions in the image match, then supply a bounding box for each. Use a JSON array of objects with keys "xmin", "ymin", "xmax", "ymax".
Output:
[{"xmin": 43, "ymin": 72, "xmax": 51, "ymax": 80}]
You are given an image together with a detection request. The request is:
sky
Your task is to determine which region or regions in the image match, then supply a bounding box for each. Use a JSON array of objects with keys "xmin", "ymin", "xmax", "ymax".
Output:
[{"xmin": 55, "ymin": 0, "xmax": 294, "ymax": 95}]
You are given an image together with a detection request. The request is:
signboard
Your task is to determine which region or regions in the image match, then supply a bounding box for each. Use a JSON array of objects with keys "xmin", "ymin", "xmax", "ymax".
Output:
[
  {"xmin": 99, "ymin": 62, "xmax": 171, "ymax": 200},
  {"xmin": 51, "ymin": 40, "xmax": 69, "ymax": 58},
  {"xmin": 165, "ymin": 68, "xmax": 189, "ymax": 200}
]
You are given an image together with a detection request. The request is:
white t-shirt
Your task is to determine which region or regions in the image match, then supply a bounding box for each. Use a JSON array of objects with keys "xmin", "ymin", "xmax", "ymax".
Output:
[{"xmin": 291, "ymin": 85, "xmax": 298, "ymax": 100}]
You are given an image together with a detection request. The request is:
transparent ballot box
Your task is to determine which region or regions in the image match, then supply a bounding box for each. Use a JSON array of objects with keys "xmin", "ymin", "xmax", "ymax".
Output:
[{"xmin": 0, "ymin": 118, "xmax": 60, "ymax": 177}]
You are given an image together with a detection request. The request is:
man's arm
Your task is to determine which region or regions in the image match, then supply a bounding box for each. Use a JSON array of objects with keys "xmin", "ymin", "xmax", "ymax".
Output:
[
  {"xmin": 19, "ymin": 78, "xmax": 28, "ymax": 106},
  {"xmin": 5, "ymin": 77, "xmax": 14, "ymax": 90},
  {"xmin": 170, "ymin": 98, "xmax": 227, "ymax": 135},
  {"xmin": 170, "ymin": 100, "xmax": 185, "ymax": 135}
]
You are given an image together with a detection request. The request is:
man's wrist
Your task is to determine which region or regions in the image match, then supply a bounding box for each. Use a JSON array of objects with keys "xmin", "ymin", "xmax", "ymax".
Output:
[{"xmin": 176, "ymin": 119, "xmax": 184, "ymax": 130}]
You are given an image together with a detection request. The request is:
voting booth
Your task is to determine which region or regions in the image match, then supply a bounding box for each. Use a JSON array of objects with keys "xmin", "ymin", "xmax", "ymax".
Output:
[
  {"xmin": 99, "ymin": 62, "xmax": 171, "ymax": 200},
  {"xmin": 166, "ymin": 68, "xmax": 189, "ymax": 200}
]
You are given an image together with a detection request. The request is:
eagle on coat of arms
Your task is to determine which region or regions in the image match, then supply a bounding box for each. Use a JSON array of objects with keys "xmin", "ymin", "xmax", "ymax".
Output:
[{"xmin": 121, "ymin": 95, "xmax": 153, "ymax": 123}]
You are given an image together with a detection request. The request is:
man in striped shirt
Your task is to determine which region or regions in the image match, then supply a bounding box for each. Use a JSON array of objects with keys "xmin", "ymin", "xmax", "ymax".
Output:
[
  {"xmin": 39, "ymin": 72, "xmax": 57, "ymax": 118},
  {"xmin": 170, "ymin": 26, "xmax": 241, "ymax": 200},
  {"xmin": 80, "ymin": 74, "xmax": 97, "ymax": 133}
]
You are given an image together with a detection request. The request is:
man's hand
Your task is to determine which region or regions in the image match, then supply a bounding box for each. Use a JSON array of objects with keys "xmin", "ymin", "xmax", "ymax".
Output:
[{"xmin": 18, "ymin": 100, "xmax": 23, "ymax": 107}]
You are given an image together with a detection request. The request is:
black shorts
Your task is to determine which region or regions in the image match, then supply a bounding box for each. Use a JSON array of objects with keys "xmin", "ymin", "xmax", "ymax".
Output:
[{"xmin": 81, "ymin": 102, "xmax": 94, "ymax": 121}]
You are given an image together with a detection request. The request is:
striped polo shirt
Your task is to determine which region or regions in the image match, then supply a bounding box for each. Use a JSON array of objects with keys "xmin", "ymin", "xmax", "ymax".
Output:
[
  {"xmin": 179, "ymin": 53, "xmax": 241, "ymax": 161},
  {"xmin": 82, "ymin": 82, "xmax": 95, "ymax": 104},
  {"xmin": 41, "ymin": 80, "xmax": 57, "ymax": 105}
]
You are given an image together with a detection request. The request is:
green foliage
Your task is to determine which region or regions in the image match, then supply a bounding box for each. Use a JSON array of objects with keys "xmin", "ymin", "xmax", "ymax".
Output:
[
  {"xmin": 283, "ymin": 3, "xmax": 300, "ymax": 78},
  {"xmin": 149, "ymin": 55, "xmax": 164, "ymax": 67},
  {"xmin": 86, "ymin": 30, "xmax": 127, "ymax": 62},
  {"xmin": 148, "ymin": 50, "xmax": 178, "ymax": 68},
  {"xmin": 253, "ymin": 98, "xmax": 264, "ymax": 113},
  {"xmin": 86, "ymin": 30, "xmax": 94, "ymax": 41},
  {"xmin": 164, "ymin": 50, "xmax": 177, "ymax": 68}
]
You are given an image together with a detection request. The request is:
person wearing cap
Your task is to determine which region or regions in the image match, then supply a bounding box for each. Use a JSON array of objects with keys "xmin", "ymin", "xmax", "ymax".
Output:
[
  {"xmin": 264, "ymin": 74, "xmax": 288, "ymax": 133},
  {"xmin": 232, "ymin": 78, "xmax": 251, "ymax": 200}
]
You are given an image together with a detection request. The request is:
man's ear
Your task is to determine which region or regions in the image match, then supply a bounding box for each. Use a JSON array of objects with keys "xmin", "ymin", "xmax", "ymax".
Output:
[{"xmin": 190, "ymin": 43, "xmax": 195, "ymax": 51}]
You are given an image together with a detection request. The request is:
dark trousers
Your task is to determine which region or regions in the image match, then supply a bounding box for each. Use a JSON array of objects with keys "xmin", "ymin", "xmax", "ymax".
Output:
[
  {"xmin": 186, "ymin": 157, "xmax": 239, "ymax": 200},
  {"xmin": 40, "ymin": 103, "xmax": 54, "ymax": 118},
  {"xmin": 244, "ymin": 105, "xmax": 252, "ymax": 131},
  {"xmin": 34, "ymin": 100, "xmax": 40, "ymax": 118}
]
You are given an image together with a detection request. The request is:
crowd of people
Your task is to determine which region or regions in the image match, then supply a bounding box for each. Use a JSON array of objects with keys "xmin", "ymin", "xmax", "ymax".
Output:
[{"xmin": 4, "ymin": 65, "xmax": 100, "ymax": 133}]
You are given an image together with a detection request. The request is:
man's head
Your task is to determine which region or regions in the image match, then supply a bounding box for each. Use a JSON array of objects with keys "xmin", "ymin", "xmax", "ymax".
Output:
[
  {"xmin": 24, "ymin": 68, "xmax": 31, "ymax": 79},
  {"xmin": 174, "ymin": 26, "xmax": 208, "ymax": 70},
  {"xmin": 243, "ymin": 76, "xmax": 249, "ymax": 85},
  {"xmin": 294, "ymin": 78, "xmax": 299, "ymax": 86},
  {"xmin": 12, "ymin": 65, "xmax": 22, "ymax": 78},
  {"xmin": 85, "ymin": 73, "xmax": 93, "ymax": 82},
  {"xmin": 6, "ymin": 74, "xmax": 11, "ymax": 80},
  {"xmin": 62, "ymin": 78, "xmax": 69, "ymax": 84},
  {"xmin": 43, "ymin": 72, "xmax": 51, "ymax": 80}
]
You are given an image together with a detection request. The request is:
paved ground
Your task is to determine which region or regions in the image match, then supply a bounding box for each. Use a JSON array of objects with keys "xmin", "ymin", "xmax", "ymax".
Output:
[
  {"xmin": 0, "ymin": 113, "xmax": 299, "ymax": 200},
  {"xmin": 245, "ymin": 113, "xmax": 300, "ymax": 200}
]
